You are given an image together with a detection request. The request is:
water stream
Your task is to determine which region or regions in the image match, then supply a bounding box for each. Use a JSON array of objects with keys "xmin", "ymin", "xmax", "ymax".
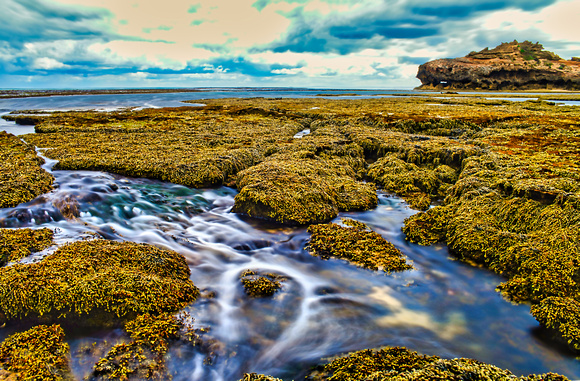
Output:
[{"xmin": 0, "ymin": 92, "xmax": 579, "ymax": 380}]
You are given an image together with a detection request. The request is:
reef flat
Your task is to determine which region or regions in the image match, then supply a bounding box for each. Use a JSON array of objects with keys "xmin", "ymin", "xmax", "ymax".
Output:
[{"xmin": 2, "ymin": 94, "xmax": 580, "ymax": 378}]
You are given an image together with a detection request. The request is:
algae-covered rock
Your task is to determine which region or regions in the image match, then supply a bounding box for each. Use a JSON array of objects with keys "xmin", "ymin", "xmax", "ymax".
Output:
[
  {"xmin": 307, "ymin": 219, "xmax": 412, "ymax": 273},
  {"xmin": 238, "ymin": 373, "xmax": 283, "ymax": 381},
  {"xmin": 0, "ymin": 228, "xmax": 53, "ymax": 265},
  {"xmin": 0, "ymin": 131, "xmax": 53, "ymax": 208},
  {"xmin": 24, "ymin": 107, "xmax": 303, "ymax": 189},
  {"xmin": 402, "ymin": 205, "xmax": 453, "ymax": 245},
  {"xmin": 307, "ymin": 346, "xmax": 569, "ymax": 381},
  {"xmin": 91, "ymin": 313, "xmax": 204, "ymax": 380},
  {"xmin": 0, "ymin": 240, "xmax": 198, "ymax": 325},
  {"xmin": 368, "ymin": 154, "xmax": 458, "ymax": 210},
  {"xmin": 240, "ymin": 270, "xmax": 283, "ymax": 298},
  {"xmin": 233, "ymin": 154, "xmax": 376, "ymax": 225},
  {"xmin": 0, "ymin": 324, "xmax": 72, "ymax": 381},
  {"xmin": 531, "ymin": 297, "xmax": 580, "ymax": 352}
]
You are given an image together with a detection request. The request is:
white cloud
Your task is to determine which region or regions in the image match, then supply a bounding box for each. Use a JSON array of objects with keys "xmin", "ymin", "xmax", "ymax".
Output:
[{"xmin": 32, "ymin": 57, "xmax": 70, "ymax": 70}]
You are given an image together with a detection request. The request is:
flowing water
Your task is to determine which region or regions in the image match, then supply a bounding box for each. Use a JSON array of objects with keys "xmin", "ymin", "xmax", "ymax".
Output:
[{"xmin": 0, "ymin": 91, "xmax": 579, "ymax": 380}]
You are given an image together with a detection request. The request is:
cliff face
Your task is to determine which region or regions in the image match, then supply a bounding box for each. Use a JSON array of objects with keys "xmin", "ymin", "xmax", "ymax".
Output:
[{"xmin": 417, "ymin": 41, "xmax": 580, "ymax": 90}]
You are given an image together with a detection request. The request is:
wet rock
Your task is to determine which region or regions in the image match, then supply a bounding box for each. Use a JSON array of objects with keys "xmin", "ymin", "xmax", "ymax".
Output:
[
  {"xmin": 240, "ymin": 270, "xmax": 283, "ymax": 298},
  {"xmin": 0, "ymin": 324, "xmax": 72, "ymax": 381},
  {"xmin": 0, "ymin": 227, "xmax": 53, "ymax": 265},
  {"xmin": 0, "ymin": 240, "xmax": 198, "ymax": 326},
  {"xmin": 306, "ymin": 219, "xmax": 413, "ymax": 273},
  {"xmin": 306, "ymin": 346, "xmax": 569, "ymax": 381},
  {"xmin": 0, "ymin": 132, "xmax": 53, "ymax": 208}
]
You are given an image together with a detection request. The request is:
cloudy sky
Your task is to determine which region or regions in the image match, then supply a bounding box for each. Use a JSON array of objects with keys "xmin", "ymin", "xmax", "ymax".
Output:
[{"xmin": 1, "ymin": 0, "xmax": 579, "ymax": 89}]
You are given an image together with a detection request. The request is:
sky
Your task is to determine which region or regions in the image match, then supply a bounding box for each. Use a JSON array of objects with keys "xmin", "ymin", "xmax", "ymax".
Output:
[{"xmin": 1, "ymin": 0, "xmax": 579, "ymax": 89}]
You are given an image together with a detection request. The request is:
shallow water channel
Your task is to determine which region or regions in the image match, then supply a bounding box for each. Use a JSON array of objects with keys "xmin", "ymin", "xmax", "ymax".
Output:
[
  {"xmin": 0, "ymin": 161, "xmax": 579, "ymax": 380},
  {"xmin": 1, "ymin": 92, "xmax": 580, "ymax": 380}
]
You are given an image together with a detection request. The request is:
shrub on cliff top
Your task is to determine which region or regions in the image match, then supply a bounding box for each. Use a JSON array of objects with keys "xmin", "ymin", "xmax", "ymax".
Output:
[{"xmin": 0, "ymin": 240, "xmax": 198, "ymax": 325}]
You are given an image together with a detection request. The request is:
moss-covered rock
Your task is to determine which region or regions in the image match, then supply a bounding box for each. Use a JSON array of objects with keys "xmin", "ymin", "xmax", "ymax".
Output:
[
  {"xmin": 0, "ymin": 324, "xmax": 72, "ymax": 381},
  {"xmin": 240, "ymin": 270, "xmax": 283, "ymax": 298},
  {"xmin": 0, "ymin": 131, "xmax": 53, "ymax": 208},
  {"xmin": 238, "ymin": 373, "xmax": 283, "ymax": 381},
  {"xmin": 307, "ymin": 346, "xmax": 569, "ymax": 381},
  {"xmin": 24, "ymin": 107, "xmax": 303, "ymax": 189},
  {"xmin": 531, "ymin": 297, "xmax": 580, "ymax": 352},
  {"xmin": 0, "ymin": 240, "xmax": 198, "ymax": 325},
  {"xmin": 367, "ymin": 154, "xmax": 459, "ymax": 210},
  {"xmin": 307, "ymin": 219, "xmax": 412, "ymax": 273},
  {"xmin": 0, "ymin": 228, "xmax": 53, "ymax": 265},
  {"xmin": 91, "ymin": 313, "xmax": 204, "ymax": 380},
  {"xmin": 233, "ymin": 153, "xmax": 376, "ymax": 224}
]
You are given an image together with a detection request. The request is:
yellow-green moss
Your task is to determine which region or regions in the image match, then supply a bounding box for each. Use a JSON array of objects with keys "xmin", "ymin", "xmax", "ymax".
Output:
[
  {"xmin": 367, "ymin": 154, "xmax": 460, "ymax": 210},
  {"xmin": 240, "ymin": 270, "xmax": 283, "ymax": 298},
  {"xmin": 0, "ymin": 240, "xmax": 198, "ymax": 325},
  {"xmin": 24, "ymin": 107, "xmax": 303, "ymax": 189},
  {"xmin": 0, "ymin": 131, "xmax": 53, "ymax": 208},
  {"xmin": 91, "ymin": 313, "xmax": 205, "ymax": 380},
  {"xmin": 0, "ymin": 228, "xmax": 53, "ymax": 265},
  {"xmin": 0, "ymin": 324, "xmax": 72, "ymax": 381},
  {"xmin": 531, "ymin": 297, "xmax": 580, "ymax": 352},
  {"xmin": 233, "ymin": 153, "xmax": 376, "ymax": 224},
  {"xmin": 306, "ymin": 219, "xmax": 412, "ymax": 273},
  {"xmin": 238, "ymin": 373, "xmax": 283, "ymax": 381},
  {"xmin": 308, "ymin": 346, "xmax": 569, "ymax": 381},
  {"xmin": 402, "ymin": 205, "xmax": 452, "ymax": 245}
]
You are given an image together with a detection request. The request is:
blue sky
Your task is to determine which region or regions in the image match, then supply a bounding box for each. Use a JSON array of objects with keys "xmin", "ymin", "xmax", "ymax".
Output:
[{"xmin": 1, "ymin": 0, "xmax": 579, "ymax": 89}]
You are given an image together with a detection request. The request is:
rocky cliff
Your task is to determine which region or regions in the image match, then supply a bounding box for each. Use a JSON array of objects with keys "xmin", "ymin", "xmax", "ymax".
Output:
[{"xmin": 416, "ymin": 40, "xmax": 580, "ymax": 90}]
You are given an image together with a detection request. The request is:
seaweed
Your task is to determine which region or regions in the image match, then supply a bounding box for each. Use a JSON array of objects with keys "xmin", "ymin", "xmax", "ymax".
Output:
[
  {"xmin": 239, "ymin": 270, "xmax": 283, "ymax": 298},
  {"xmin": 306, "ymin": 346, "xmax": 569, "ymax": 381},
  {"xmin": 233, "ymin": 153, "xmax": 376, "ymax": 224},
  {"xmin": 0, "ymin": 228, "xmax": 53, "ymax": 265},
  {"xmin": 0, "ymin": 324, "xmax": 72, "ymax": 381},
  {"xmin": 0, "ymin": 240, "xmax": 198, "ymax": 325},
  {"xmin": 0, "ymin": 131, "xmax": 53, "ymax": 208},
  {"xmin": 306, "ymin": 219, "xmax": 412, "ymax": 273},
  {"xmin": 531, "ymin": 297, "xmax": 580, "ymax": 352},
  {"xmin": 238, "ymin": 374, "xmax": 283, "ymax": 381},
  {"xmin": 24, "ymin": 107, "xmax": 303, "ymax": 189},
  {"xmin": 91, "ymin": 313, "xmax": 205, "ymax": 380}
]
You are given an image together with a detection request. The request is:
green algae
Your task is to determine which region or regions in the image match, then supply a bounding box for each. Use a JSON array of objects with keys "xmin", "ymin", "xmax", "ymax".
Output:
[
  {"xmin": 91, "ymin": 313, "xmax": 206, "ymax": 380},
  {"xmin": 0, "ymin": 240, "xmax": 198, "ymax": 325},
  {"xmin": 307, "ymin": 346, "xmax": 569, "ymax": 381},
  {"xmin": 0, "ymin": 228, "xmax": 53, "ymax": 265},
  {"xmin": 238, "ymin": 374, "xmax": 283, "ymax": 381},
  {"xmin": 307, "ymin": 219, "xmax": 412, "ymax": 273},
  {"xmin": 240, "ymin": 270, "xmax": 283, "ymax": 298},
  {"xmin": 0, "ymin": 324, "xmax": 72, "ymax": 381},
  {"xmin": 10, "ymin": 96, "xmax": 580, "ymax": 354},
  {"xmin": 24, "ymin": 107, "xmax": 303, "ymax": 189},
  {"xmin": 0, "ymin": 131, "xmax": 53, "ymax": 208},
  {"xmin": 233, "ymin": 152, "xmax": 376, "ymax": 224},
  {"xmin": 531, "ymin": 297, "xmax": 580, "ymax": 352}
]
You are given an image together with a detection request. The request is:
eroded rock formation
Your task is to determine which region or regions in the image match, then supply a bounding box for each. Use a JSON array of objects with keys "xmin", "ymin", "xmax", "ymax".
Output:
[{"xmin": 417, "ymin": 40, "xmax": 580, "ymax": 90}]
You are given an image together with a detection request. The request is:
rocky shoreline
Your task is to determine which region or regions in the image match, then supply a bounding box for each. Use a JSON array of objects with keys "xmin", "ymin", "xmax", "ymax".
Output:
[{"xmin": 0, "ymin": 95, "xmax": 579, "ymax": 379}]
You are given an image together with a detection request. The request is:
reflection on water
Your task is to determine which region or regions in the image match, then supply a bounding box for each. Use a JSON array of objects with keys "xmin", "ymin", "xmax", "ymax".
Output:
[{"xmin": 1, "ymin": 167, "xmax": 579, "ymax": 380}]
